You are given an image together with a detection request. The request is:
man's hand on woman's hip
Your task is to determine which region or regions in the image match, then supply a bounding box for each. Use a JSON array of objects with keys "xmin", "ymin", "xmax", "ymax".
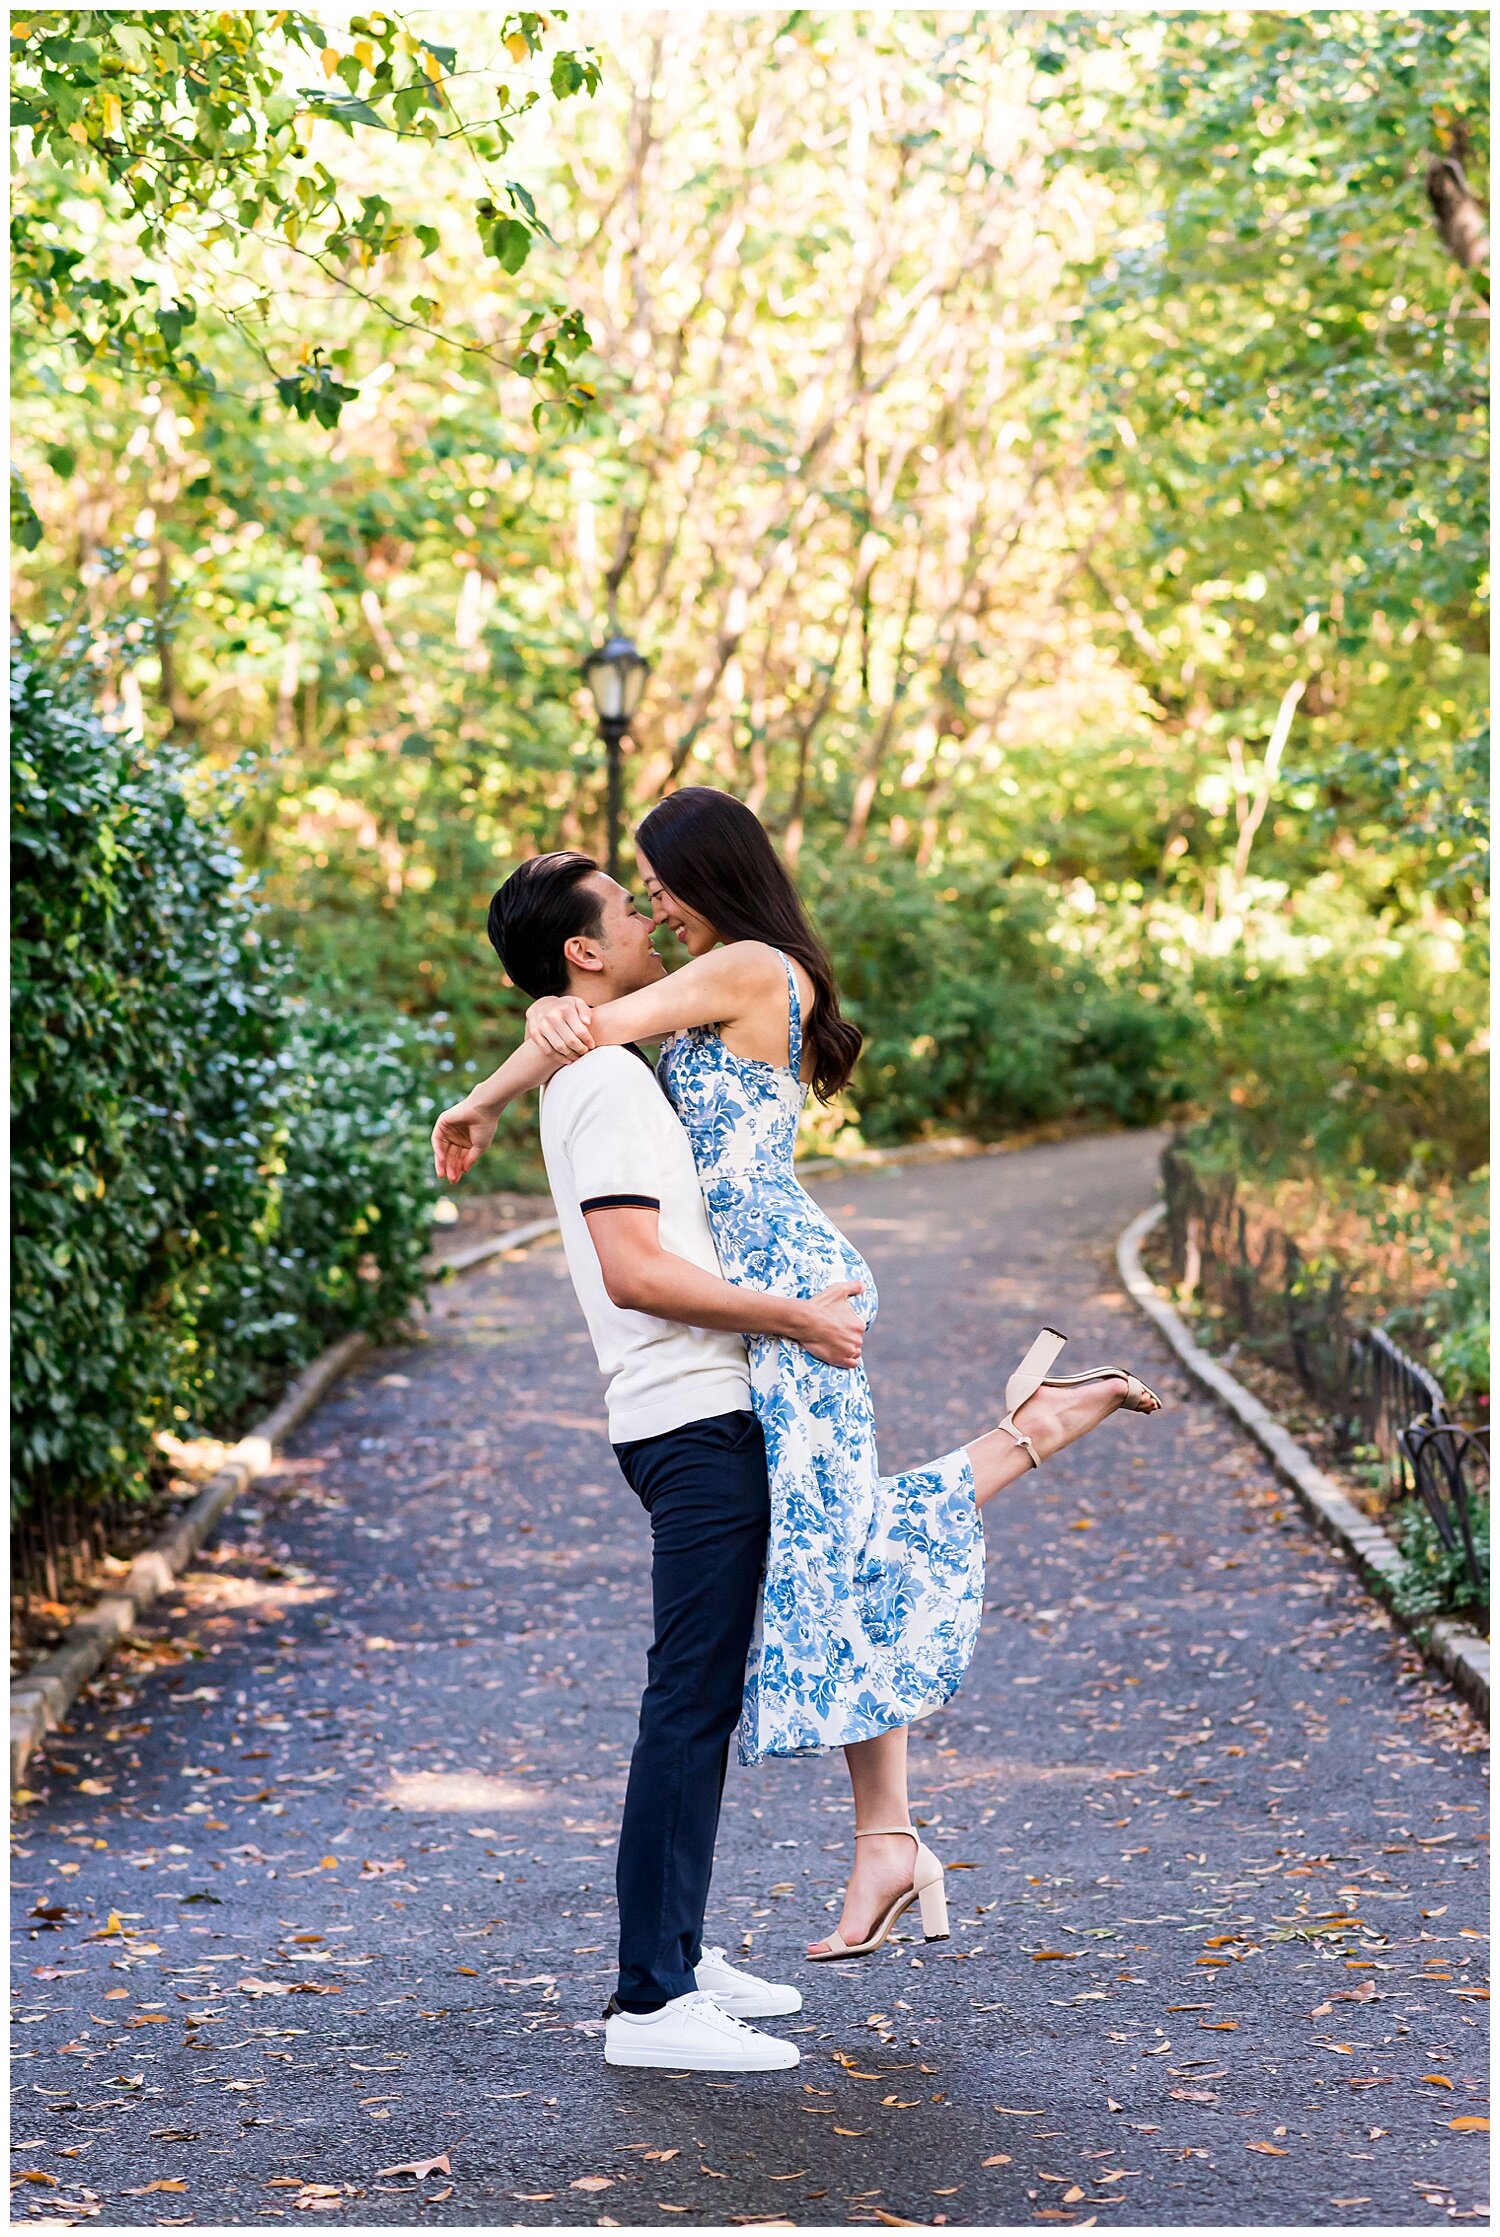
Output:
[{"xmin": 790, "ymin": 1281, "xmax": 866, "ymax": 1369}]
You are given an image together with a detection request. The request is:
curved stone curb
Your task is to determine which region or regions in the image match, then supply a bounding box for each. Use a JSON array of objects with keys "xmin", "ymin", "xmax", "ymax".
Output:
[
  {"xmin": 1117, "ymin": 1202, "xmax": 1489, "ymax": 1724},
  {"xmin": 11, "ymin": 1332, "xmax": 376, "ymax": 1790},
  {"xmin": 430, "ymin": 1213, "xmax": 562, "ymax": 1275}
]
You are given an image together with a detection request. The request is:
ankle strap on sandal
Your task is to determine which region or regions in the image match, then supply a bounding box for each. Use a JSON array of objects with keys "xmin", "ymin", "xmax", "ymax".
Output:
[{"xmin": 854, "ymin": 1823, "xmax": 919, "ymax": 1839}]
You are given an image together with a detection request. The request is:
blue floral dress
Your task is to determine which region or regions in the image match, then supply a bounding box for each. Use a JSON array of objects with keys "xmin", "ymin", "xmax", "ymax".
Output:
[{"xmin": 657, "ymin": 953, "xmax": 984, "ymax": 1767}]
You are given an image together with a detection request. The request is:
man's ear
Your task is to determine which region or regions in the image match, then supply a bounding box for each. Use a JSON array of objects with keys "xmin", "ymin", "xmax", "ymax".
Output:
[{"xmin": 562, "ymin": 933, "xmax": 607, "ymax": 977}]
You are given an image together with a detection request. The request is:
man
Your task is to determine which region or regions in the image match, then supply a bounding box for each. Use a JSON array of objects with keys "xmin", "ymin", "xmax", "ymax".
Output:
[{"xmin": 431, "ymin": 852, "xmax": 865, "ymax": 2073}]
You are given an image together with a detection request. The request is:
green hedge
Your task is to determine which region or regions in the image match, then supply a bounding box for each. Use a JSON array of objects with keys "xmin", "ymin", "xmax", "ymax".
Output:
[{"xmin": 11, "ymin": 640, "xmax": 438, "ymax": 1524}]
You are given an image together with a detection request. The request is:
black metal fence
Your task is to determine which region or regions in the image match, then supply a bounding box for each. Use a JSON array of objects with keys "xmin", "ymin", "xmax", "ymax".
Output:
[{"xmin": 1161, "ymin": 1142, "xmax": 1488, "ymax": 1606}]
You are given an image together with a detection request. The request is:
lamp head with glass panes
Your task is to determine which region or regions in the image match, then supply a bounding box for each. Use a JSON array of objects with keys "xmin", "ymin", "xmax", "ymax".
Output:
[{"xmin": 581, "ymin": 635, "xmax": 649, "ymax": 731}]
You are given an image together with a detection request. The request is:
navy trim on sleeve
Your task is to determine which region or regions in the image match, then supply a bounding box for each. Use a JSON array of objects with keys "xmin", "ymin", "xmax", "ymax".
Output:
[{"xmin": 580, "ymin": 1193, "xmax": 661, "ymax": 1214}]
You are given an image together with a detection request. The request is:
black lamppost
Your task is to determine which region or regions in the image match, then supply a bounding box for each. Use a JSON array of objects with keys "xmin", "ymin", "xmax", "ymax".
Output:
[{"xmin": 580, "ymin": 633, "xmax": 650, "ymax": 879}]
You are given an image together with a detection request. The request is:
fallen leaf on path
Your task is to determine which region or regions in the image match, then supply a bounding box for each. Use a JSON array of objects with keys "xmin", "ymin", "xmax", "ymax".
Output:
[
  {"xmin": 981, "ymin": 2155, "xmax": 1012, "ymax": 2167},
  {"xmin": 1247, "ymin": 2142, "xmax": 1288, "ymax": 2156},
  {"xmin": 1031, "ymin": 1951, "xmax": 1078, "ymax": 1961},
  {"xmin": 1449, "ymin": 2117, "xmax": 1489, "ymax": 2132},
  {"xmin": 571, "ymin": 2177, "xmax": 613, "ymax": 2191},
  {"xmin": 1422, "ymin": 2075, "xmax": 1455, "ymax": 2089},
  {"xmin": 11, "ymin": 2172, "xmax": 58, "ymax": 2188},
  {"xmin": 123, "ymin": 2180, "xmax": 188, "ymax": 2195},
  {"xmin": 993, "ymin": 2107, "xmax": 1044, "ymax": 2116},
  {"xmin": 376, "ymin": 2155, "xmax": 450, "ymax": 2182}
]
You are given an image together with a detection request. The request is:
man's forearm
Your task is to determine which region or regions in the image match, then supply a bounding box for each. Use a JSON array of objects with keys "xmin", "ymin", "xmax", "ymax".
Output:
[{"xmin": 610, "ymin": 1246, "xmax": 809, "ymax": 1344}]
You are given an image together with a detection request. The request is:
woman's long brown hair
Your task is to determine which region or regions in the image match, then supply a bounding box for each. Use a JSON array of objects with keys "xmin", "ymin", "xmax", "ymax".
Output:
[{"xmin": 635, "ymin": 787, "xmax": 862, "ymax": 1101}]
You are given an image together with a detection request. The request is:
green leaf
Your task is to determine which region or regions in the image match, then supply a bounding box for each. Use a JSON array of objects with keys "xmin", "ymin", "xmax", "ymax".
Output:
[
  {"xmin": 11, "ymin": 466, "xmax": 43, "ymax": 552},
  {"xmin": 154, "ymin": 301, "xmax": 196, "ymax": 352},
  {"xmin": 302, "ymin": 88, "xmax": 390, "ymax": 130},
  {"xmin": 482, "ymin": 214, "xmax": 531, "ymax": 273}
]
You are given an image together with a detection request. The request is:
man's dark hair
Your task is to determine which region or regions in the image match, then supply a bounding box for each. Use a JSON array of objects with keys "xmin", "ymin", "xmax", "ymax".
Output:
[{"xmin": 487, "ymin": 851, "xmax": 605, "ymax": 999}]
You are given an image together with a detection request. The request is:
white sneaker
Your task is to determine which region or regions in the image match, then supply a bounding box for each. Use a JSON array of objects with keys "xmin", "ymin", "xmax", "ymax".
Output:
[
  {"xmin": 603, "ymin": 1989, "xmax": 799, "ymax": 2071},
  {"xmin": 694, "ymin": 1945, "xmax": 803, "ymax": 2018}
]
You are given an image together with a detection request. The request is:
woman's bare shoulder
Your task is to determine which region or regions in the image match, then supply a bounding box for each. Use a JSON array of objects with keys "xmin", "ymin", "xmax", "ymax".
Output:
[{"xmin": 717, "ymin": 938, "xmax": 792, "ymax": 990}]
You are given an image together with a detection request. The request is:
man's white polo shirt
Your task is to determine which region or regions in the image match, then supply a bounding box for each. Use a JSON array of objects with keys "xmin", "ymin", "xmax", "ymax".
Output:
[{"xmin": 538, "ymin": 1045, "xmax": 752, "ymax": 1444}]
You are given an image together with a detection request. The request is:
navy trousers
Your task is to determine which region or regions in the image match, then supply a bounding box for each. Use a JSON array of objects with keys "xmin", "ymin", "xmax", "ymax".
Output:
[{"xmin": 610, "ymin": 1409, "xmax": 770, "ymax": 2012}]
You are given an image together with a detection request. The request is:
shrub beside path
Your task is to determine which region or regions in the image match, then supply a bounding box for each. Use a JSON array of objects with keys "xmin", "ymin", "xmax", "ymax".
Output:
[{"xmin": 11, "ymin": 1133, "xmax": 1488, "ymax": 2227}]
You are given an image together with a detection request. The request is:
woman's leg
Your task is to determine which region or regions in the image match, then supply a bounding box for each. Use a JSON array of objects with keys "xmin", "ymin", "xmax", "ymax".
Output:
[
  {"xmin": 806, "ymin": 1725, "xmax": 921, "ymax": 1957},
  {"xmin": 966, "ymin": 1374, "xmax": 1154, "ymax": 1509}
]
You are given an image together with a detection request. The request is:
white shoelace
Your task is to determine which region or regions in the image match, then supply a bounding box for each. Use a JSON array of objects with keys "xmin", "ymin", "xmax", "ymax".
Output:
[{"xmin": 682, "ymin": 1990, "xmax": 755, "ymax": 2033}]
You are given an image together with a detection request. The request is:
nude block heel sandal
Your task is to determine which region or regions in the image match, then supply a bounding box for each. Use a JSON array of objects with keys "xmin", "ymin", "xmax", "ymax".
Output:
[
  {"xmin": 807, "ymin": 1824, "xmax": 949, "ymax": 1962},
  {"xmin": 995, "ymin": 1326, "xmax": 1162, "ymax": 1470}
]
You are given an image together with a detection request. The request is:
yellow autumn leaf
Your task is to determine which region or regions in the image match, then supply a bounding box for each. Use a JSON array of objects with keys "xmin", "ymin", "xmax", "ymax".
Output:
[
  {"xmin": 319, "ymin": 1856, "xmax": 339, "ymax": 1869},
  {"xmin": 1449, "ymin": 2116, "xmax": 1489, "ymax": 2132},
  {"xmin": 321, "ymin": 47, "xmax": 341, "ymax": 77},
  {"xmin": 100, "ymin": 92, "xmax": 122, "ymax": 137},
  {"xmin": 1422, "ymin": 2074, "xmax": 1455, "ymax": 2088},
  {"xmin": 504, "ymin": 31, "xmax": 531, "ymax": 62}
]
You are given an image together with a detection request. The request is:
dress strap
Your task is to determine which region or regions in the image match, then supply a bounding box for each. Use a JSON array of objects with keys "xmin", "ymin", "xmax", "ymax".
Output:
[{"xmin": 780, "ymin": 951, "xmax": 804, "ymax": 1079}]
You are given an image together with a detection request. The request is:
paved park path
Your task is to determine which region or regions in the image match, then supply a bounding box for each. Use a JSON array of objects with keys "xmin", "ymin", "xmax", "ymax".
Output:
[{"xmin": 12, "ymin": 1133, "xmax": 1489, "ymax": 2228}]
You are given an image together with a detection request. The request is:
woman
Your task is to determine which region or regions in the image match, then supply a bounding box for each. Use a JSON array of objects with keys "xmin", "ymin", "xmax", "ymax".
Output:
[{"xmin": 441, "ymin": 789, "xmax": 1158, "ymax": 1960}]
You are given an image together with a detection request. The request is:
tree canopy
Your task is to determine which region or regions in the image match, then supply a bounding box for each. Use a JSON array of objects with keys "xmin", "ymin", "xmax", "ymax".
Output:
[{"xmin": 12, "ymin": 7, "xmax": 1488, "ymax": 1179}]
